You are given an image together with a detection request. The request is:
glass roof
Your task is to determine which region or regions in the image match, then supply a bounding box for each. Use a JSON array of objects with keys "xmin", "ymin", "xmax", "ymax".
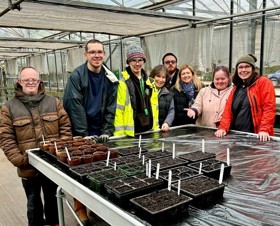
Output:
[
  {"xmin": 69, "ymin": 0, "xmax": 280, "ymax": 18},
  {"xmin": 1, "ymin": 0, "xmax": 279, "ymax": 40},
  {"xmin": 0, "ymin": 0, "xmax": 279, "ymax": 52}
]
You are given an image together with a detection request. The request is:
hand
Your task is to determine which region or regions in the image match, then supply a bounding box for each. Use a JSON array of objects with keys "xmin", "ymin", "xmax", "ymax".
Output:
[
  {"xmin": 83, "ymin": 136, "xmax": 95, "ymax": 140},
  {"xmin": 215, "ymin": 129, "xmax": 226, "ymax": 138},
  {"xmin": 184, "ymin": 108, "xmax": 195, "ymax": 119},
  {"xmin": 161, "ymin": 122, "xmax": 170, "ymax": 132},
  {"xmin": 257, "ymin": 132, "xmax": 270, "ymax": 141},
  {"xmin": 99, "ymin": 134, "xmax": 109, "ymax": 143}
]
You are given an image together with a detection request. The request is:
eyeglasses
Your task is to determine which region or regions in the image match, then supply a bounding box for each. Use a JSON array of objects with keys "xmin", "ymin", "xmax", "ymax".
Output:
[
  {"xmin": 130, "ymin": 59, "xmax": 144, "ymax": 64},
  {"xmin": 164, "ymin": 61, "xmax": 176, "ymax": 65},
  {"xmin": 86, "ymin": 50, "xmax": 104, "ymax": 56},
  {"xmin": 238, "ymin": 65, "xmax": 252, "ymax": 70},
  {"xmin": 20, "ymin": 79, "xmax": 40, "ymax": 84}
]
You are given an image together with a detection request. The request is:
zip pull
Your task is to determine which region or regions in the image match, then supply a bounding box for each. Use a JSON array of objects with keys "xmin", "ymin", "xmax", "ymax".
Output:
[{"xmin": 144, "ymin": 108, "xmax": 148, "ymax": 115}]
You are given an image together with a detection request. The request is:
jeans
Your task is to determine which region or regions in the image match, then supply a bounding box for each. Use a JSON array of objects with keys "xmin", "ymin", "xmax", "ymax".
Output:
[{"xmin": 22, "ymin": 173, "xmax": 58, "ymax": 226}]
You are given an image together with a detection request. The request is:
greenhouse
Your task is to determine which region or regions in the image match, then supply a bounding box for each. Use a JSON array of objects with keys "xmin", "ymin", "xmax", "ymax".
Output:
[
  {"xmin": 0, "ymin": 0, "xmax": 280, "ymax": 100},
  {"xmin": 0, "ymin": 1, "xmax": 280, "ymax": 226}
]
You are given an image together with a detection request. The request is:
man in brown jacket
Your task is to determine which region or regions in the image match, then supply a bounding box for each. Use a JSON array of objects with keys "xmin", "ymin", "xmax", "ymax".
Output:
[{"xmin": 0, "ymin": 66, "xmax": 72, "ymax": 226}]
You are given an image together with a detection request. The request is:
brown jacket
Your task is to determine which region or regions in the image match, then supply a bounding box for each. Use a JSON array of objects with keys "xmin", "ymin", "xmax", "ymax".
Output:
[{"xmin": 0, "ymin": 82, "xmax": 72, "ymax": 178}]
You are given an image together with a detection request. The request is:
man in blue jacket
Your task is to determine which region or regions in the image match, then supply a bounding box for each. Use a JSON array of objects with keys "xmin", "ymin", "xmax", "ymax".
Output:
[{"xmin": 63, "ymin": 39, "xmax": 118, "ymax": 225}]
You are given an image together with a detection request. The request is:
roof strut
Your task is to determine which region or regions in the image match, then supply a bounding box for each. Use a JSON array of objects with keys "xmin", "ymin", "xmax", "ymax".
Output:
[{"xmin": 0, "ymin": 0, "xmax": 24, "ymax": 17}]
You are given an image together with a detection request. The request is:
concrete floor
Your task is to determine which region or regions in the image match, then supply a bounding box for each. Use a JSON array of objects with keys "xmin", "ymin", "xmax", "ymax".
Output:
[{"xmin": 0, "ymin": 149, "xmax": 77, "ymax": 226}]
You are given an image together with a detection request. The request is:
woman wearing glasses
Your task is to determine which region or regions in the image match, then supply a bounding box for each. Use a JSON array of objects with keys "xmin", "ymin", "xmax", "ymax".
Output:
[
  {"xmin": 184, "ymin": 65, "xmax": 232, "ymax": 128},
  {"xmin": 215, "ymin": 54, "xmax": 276, "ymax": 141},
  {"xmin": 171, "ymin": 64, "xmax": 203, "ymax": 126}
]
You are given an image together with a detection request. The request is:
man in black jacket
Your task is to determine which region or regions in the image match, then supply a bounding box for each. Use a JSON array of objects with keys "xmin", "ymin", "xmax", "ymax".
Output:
[
  {"xmin": 162, "ymin": 52, "xmax": 179, "ymax": 89},
  {"xmin": 63, "ymin": 39, "xmax": 118, "ymax": 225}
]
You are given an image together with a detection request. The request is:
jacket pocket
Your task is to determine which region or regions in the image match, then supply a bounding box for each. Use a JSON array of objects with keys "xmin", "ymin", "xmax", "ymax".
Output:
[
  {"xmin": 42, "ymin": 115, "xmax": 59, "ymax": 138},
  {"xmin": 13, "ymin": 118, "xmax": 34, "ymax": 142}
]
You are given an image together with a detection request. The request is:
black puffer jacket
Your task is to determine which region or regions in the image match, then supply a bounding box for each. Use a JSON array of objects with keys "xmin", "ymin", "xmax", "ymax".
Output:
[{"xmin": 172, "ymin": 87, "xmax": 198, "ymax": 126}]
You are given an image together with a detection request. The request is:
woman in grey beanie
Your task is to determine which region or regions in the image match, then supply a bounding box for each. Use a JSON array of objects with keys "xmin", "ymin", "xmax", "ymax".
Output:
[{"xmin": 215, "ymin": 54, "xmax": 276, "ymax": 141}]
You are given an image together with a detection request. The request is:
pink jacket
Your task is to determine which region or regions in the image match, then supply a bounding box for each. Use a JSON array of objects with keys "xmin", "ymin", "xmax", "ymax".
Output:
[{"xmin": 191, "ymin": 85, "xmax": 233, "ymax": 127}]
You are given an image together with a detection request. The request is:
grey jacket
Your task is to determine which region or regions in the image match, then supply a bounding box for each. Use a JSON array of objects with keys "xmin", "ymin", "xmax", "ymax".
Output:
[{"xmin": 158, "ymin": 86, "xmax": 174, "ymax": 127}]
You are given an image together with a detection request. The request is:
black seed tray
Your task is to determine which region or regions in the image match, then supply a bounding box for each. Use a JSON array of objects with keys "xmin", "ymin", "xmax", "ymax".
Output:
[
  {"xmin": 150, "ymin": 156, "xmax": 188, "ymax": 171},
  {"xmin": 178, "ymin": 151, "xmax": 216, "ymax": 162},
  {"xmin": 109, "ymin": 155, "xmax": 140, "ymax": 166},
  {"xmin": 104, "ymin": 174, "xmax": 165, "ymax": 203},
  {"xmin": 188, "ymin": 159, "xmax": 232, "ymax": 180},
  {"xmin": 87, "ymin": 168, "xmax": 127, "ymax": 193},
  {"xmin": 130, "ymin": 189, "xmax": 192, "ymax": 225},
  {"xmin": 69, "ymin": 161, "xmax": 111, "ymax": 184},
  {"xmin": 38, "ymin": 149, "xmax": 70, "ymax": 174},
  {"xmin": 172, "ymin": 175, "xmax": 225, "ymax": 208},
  {"xmin": 118, "ymin": 162, "xmax": 147, "ymax": 176},
  {"xmin": 158, "ymin": 166, "xmax": 200, "ymax": 183},
  {"xmin": 143, "ymin": 150, "xmax": 172, "ymax": 159},
  {"xmin": 114, "ymin": 146, "xmax": 148, "ymax": 156}
]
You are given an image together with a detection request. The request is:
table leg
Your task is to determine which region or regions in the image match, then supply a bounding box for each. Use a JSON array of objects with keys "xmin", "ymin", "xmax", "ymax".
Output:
[{"xmin": 56, "ymin": 186, "xmax": 65, "ymax": 226}]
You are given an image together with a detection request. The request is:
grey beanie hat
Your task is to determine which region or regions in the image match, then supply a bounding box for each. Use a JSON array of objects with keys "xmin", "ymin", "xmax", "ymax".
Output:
[
  {"xmin": 236, "ymin": 54, "xmax": 257, "ymax": 68},
  {"xmin": 126, "ymin": 44, "xmax": 146, "ymax": 64}
]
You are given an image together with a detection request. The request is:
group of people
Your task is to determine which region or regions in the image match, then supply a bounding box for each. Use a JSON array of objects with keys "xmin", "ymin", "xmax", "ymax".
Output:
[{"xmin": 0, "ymin": 39, "xmax": 276, "ymax": 226}]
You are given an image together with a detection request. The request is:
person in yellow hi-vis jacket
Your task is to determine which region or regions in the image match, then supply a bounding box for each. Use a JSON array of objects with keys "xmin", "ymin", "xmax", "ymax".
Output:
[{"xmin": 114, "ymin": 43, "xmax": 159, "ymax": 137}]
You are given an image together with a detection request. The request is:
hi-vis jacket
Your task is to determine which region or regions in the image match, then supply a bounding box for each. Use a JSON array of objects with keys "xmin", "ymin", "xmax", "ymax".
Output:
[{"xmin": 114, "ymin": 70, "xmax": 159, "ymax": 137}]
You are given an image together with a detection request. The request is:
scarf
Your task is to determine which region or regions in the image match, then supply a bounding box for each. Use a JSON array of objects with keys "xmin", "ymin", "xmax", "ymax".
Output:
[{"xmin": 180, "ymin": 81, "xmax": 195, "ymax": 100}]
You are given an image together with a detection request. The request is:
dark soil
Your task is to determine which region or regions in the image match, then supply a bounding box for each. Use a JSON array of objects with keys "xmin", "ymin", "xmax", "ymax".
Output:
[
  {"xmin": 110, "ymin": 155, "xmax": 140, "ymax": 165},
  {"xmin": 118, "ymin": 162, "xmax": 146, "ymax": 176},
  {"xmin": 105, "ymin": 174, "xmax": 164, "ymax": 198},
  {"xmin": 131, "ymin": 189, "xmax": 192, "ymax": 213},
  {"xmin": 70, "ymin": 161, "xmax": 111, "ymax": 184},
  {"xmin": 116, "ymin": 146, "xmax": 148, "ymax": 156},
  {"xmin": 188, "ymin": 159, "xmax": 231, "ymax": 180},
  {"xmin": 178, "ymin": 151, "xmax": 215, "ymax": 162},
  {"xmin": 178, "ymin": 175, "xmax": 224, "ymax": 195},
  {"xmin": 159, "ymin": 166, "xmax": 200, "ymax": 182},
  {"xmin": 87, "ymin": 168, "xmax": 127, "ymax": 192},
  {"xmin": 189, "ymin": 158, "xmax": 226, "ymax": 171},
  {"xmin": 174, "ymin": 175, "xmax": 225, "ymax": 208},
  {"xmin": 150, "ymin": 156, "xmax": 187, "ymax": 170},
  {"xmin": 143, "ymin": 151, "xmax": 172, "ymax": 159}
]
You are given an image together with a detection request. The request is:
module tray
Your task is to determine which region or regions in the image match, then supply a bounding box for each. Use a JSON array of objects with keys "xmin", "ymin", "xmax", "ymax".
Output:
[
  {"xmin": 109, "ymin": 155, "xmax": 140, "ymax": 166},
  {"xmin": 104, "ymin": 174, "xmax": 165, "ymax": 203},
  {"xmin": 69, "ymin": 161, "xmax": 111, "ymax": 184},
  {"xmin": 158, "ymin": 166, "xmax": 200, "ymax": 183},
  {"xmin": 188, "ymin": 158, "xmax": 232, "ymax": 180},
  {"xmin": 130, "ymin": 189, "xmax": 192, "ymax": 225},
  {"xmin": 150, "ymin": 156, "xmax": 188, "ymax": 171},
  {"xmin": 142, "ymin": 150, "xmax": 172, "ymax": 159},
  {"xmin": 87, "ymin": 168, "xmax": 127, "ymax": 193},
  {"xmin": 118, "ymin": 162, "xmax": 147, "ymax": 176},
  {"xmin": 112, "ymin": 146, "xmax": 148, "ymax": 156},
  {"xmin": 178, "ymin": 151, "xmax": 215, "ymax": 162},
  {"xmin": 172, "ymin": 175, "xmax": 225, "ymax": 208}
]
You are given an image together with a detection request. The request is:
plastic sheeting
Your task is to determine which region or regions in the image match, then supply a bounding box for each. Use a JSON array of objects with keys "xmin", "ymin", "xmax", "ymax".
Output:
[
  {"xmin": 143, "ymin": 21, "xmax": 280, "ymax": 72},
  {"xmin": 108, "ymin": 126, "xmax": 280, "ymax": 226}
]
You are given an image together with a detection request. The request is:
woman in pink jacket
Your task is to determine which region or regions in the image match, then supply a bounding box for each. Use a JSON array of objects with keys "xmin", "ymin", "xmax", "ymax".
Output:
[
  {"xmin": 185, "ymin": 65, "xmax": 232, "ymax": 128},
  {"xmin": 215, "ymin": 54, "xmax": 276, "ymax": 141}
]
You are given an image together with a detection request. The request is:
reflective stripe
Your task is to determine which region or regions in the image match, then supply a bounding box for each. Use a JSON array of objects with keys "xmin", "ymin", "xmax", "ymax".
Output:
[
  {"xmin": 124, "ymin": 125, "xmax": 134, "ymax": 132},
  {"xmin": 114, "ymin": 126, "xmax": 125, "ymax": 131},
  {"xmin": 125, "ymin": 92, "xmax": 130, "ymax": 106},
  {"xmin": 116, "ymin": 104, "xmax": 125, "ymax": 111}
]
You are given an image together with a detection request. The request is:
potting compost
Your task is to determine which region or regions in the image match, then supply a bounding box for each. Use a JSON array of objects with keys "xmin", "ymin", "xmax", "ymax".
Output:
[{"xmin": 28, "ymin": 125, "xmax": 280, "ymax": 226}]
